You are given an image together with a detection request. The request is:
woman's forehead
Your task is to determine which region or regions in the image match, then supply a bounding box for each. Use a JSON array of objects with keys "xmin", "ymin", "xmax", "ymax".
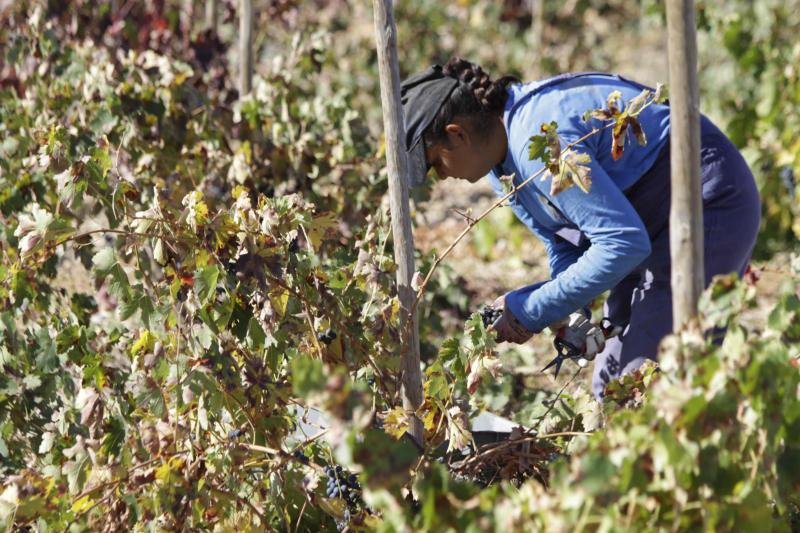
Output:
[{"xmin": 407, "ymin": 143, "xmax": 429, "ymax": 185}]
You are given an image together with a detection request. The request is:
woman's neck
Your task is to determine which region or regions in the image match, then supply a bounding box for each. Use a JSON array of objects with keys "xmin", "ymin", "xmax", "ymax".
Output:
[{"xmin": 490, "ymin": 113, "xmax": 509, "ymax": 167}]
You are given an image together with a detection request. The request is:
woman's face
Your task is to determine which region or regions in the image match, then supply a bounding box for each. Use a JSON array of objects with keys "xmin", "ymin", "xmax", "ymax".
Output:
[{"xmin": 424, "ymin": 117, "xmax": 507, "ymax": 183}]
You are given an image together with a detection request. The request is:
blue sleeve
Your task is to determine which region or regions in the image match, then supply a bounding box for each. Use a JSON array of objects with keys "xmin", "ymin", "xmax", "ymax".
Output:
[
  {"xmin": 504, "ymin": 139, "xmax": 652, "ymax": 333},
  {"xmin": 488, "ymin": 173, "xmax": 584, "ymax": 278},
  {"xmin": 531, "ymin": 224, "xmax": 585, "ymax": 279}
]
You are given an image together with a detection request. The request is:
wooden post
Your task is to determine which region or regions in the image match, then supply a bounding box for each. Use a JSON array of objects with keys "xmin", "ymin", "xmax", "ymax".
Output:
[
  {"xmin": 371, "ymin": 0, "xmax": 424, "ymax": 445},
  {"xmin": 665, "ymin": 0, "xmax": 704, "ymax": 330},
  {"xmin": 181, "ymin": 0, "xmax": 194, "ymax": 49},
  {"xmin": 239, "ymin": 0, "xmax": 253, "ymax": 97},
  {"xmin": 529, "ymin": 0, "xmax": 545, "ymax": 79},
  {"xmin": 206, "ymin": 0, "xmax": 218, "ymax": 33}
]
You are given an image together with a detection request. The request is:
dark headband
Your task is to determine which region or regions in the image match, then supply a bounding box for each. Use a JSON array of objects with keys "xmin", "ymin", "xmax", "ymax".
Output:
[{"xmin": 400, "ymin": 65, "xmax": 460, "ymax": 153}]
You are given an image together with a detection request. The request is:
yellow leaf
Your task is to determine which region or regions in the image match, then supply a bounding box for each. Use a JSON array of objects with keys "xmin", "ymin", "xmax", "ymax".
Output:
[
  {"xmin": 130, "ymin": 330, "xmax": 155, "ymax": 357},
  {"xmin": 232, "ymin": 185, "xmax": 250, "ymax": 200},
  {"xmin": 182, "ymin": 191, "xmax": 209, "ymax": 231},
  {"xmin": 383, "ymin": 407, "xmax": 410, "ymax": 439},
  {"xmin": 361, "ymin": 513, "xmax": 383, "ymax": 529},
  {"xmin": 327, "ymin": 335, "xmax": 343, "ymax": 362},
  {"xmin": 390, "ymin": 297, "xmax": 401, "ymax": 324},
  {"xmin": 155, "ymin": 456, "xmax": 185, "ymax": 484},
  {"xmin": 306, "ymin": 212, "xmax": 338, "ymax": 249},
  {"xmin": 154, "ymin": 462, "xmax": 171, "ymax": 482},
  {"xmin": 268, "ymin": 287, "xmax": 289, "ymax": 317},
  {"xmin": 71, "ymin": 495, "xmax": 94, "ymax": 514},
  {"xmin": 422, "ymin": 409, "xmax": 438, "ymax": 432},
  {"xmin": 607, "ymin": 90, "xmax": 623, "ymax": 110},
  {"xmin": 318, "ymin": 495, "xmax": 347, "ymax": 518}
]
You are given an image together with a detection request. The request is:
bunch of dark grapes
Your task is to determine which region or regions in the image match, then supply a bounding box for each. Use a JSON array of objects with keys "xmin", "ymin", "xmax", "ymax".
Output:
[
  {"xmin": 335, "ymin": 515, "xmax": 350, "ymax": 532},
  {"xmin": 479, "ymin": 306, "xmax": 502, "ymax": 328},
  {"xmin": 324, "ymin": 465, "xmax": 361, "ymax": 506},
  {"xmin": 292, "ymin": 449, "xmax": 309, "ymax": 465},
  {"xmin": 317, "ymin": 328, "xmax": 337, "ymax": 345}
]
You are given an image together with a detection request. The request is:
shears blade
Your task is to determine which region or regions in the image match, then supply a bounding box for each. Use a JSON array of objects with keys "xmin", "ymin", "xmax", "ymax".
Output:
[{"xmin": 541, "ymin": 354, "xmax": 565, "ymax": 379}]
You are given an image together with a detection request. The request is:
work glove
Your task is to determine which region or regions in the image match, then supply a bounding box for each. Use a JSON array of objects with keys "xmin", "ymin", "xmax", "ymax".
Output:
[
  {"xmin": 489, "ymin": 295, "xmax": 534, "ymax": 344},
  {"xmin": 549, "ymin": 312, "xmax": 622, "ymax": 360}
]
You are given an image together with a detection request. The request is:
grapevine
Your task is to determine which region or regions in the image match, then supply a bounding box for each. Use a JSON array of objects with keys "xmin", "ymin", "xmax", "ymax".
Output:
[{"xmin": 0, "ymin": 2, "xmax": 798, "ymax": 532}]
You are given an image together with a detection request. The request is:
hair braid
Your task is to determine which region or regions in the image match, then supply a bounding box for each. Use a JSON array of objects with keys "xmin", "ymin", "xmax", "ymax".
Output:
[{"xmin": 423, "ymin": 57, "xmax": 519, "ymax": 148}]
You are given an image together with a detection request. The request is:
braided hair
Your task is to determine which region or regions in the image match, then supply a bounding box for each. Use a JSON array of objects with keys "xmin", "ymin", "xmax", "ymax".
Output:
[{"xmin": 423, "ymin": 58, "xmax": 519, "ymax": 148}]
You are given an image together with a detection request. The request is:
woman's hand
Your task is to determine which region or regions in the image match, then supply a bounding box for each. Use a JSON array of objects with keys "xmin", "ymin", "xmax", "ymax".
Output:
[
  {"xmin": 549, "ymin": 313, "xmax": 623, "ymax": 360},
  {"xmin": 489, "ymin": 295, "xmax": 534, "ymax": 344}
]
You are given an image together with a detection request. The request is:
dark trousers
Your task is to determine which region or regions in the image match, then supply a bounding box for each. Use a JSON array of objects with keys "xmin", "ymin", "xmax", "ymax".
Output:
[{"xmin": 591, "ymin": 116, "xmax": 762, "ymax": 398}]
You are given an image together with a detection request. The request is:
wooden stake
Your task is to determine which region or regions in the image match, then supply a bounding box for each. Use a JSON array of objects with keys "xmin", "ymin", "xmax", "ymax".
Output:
[
  {"xmin": 665, "ymin": 0, "xmax": 704, "ymax": 330},
  {"xmin": 239, "ymin": 0, "xmax": 253, "ymax": 97},
  {"xmin": 206, "ymin": 0, "xmax": 218, "ymax": 33},
  {"xmin": 529, "ymin": 0, "xmax": 545, "ymax": 79},
  {"xmin": 371, "ymin": 0, "xmax": 424, "ymax": 446},
  {"xmin": 181, "ymin": 0, "xmax": 194, "ymax": 49}
]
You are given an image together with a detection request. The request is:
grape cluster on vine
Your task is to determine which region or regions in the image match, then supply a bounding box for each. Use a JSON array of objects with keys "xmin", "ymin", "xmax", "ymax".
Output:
[
  {"xmin": 479, "ymin": 306, "xmax": 502, "ymax": 328},
  {"xmin": 292, "ymin": 449, "xmax": 309, "ymax": 465},
  {"xmin": 317, "ymin": 328, "xmax": 337, "ymax": 345},
  {"xmin": 324, "ymin": 465, "xmax": 361, "ymax": 506}
]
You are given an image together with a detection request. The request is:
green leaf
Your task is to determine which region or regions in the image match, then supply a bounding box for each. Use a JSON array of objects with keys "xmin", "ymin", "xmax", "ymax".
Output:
[
  {"xmin": 0, "ymin": 485, "xmax": 18, "ymax": 526},
  {"xmin": 21, "ymin": 374, "xmax": 41, "ymax": 391},
  {"xmin": 118, "ymin": 290, "xmax": 156, "ymax": 327},
  {"xmin": 90, "ymin": 107, "xmax": 118, "ymax": 135},
  {"xmin": 246, "ymin": 317, "xmax": 266, "ymax": 350},
  {"xmin": 291, "ymin": 355, "xmax": 325, "ymax": 399},
  {"xmin": 92, "ymin": 247, "xmax": 130, "ymax": 299},
  {"xmin": 90, "ymin": 144, "xmax": 113, "ymax": 181},
  {"xmin": 92, "ymin": 247, "xmax": 117, "ymax": 278},
  {"xmin": 767, "ymin": 293, "xmax": 799, "ymax": 332},
  {"xmin": 438, "ymin": 338, "xmax": 461, "ymax": 365},
  {"xmin": 528, "ymin": 134, "xmax": 549, "ymax": 162},
  {"xmin": 0, "ymin": 345, "xmax": 12, "ymax": 372},
  {"xmin": 194, "ymin": 265, "xmax": 220, "ymax": 305},
  {"xmin": 0, "ymin": 138, "xmax": 19, "ymax": 158},
  {"xmin": 193, "ymin": 322, "xmax": 214, "ymax": 350},
  {"xmin": 350, "ymin": 427, "xmax": 417, "ymax": 491},
  {"xmin": 424, "ymin": 362, "xmax": 449, "ymax": 400},
  {"xmin": 101, "ymin": 417, "xmax": 126, "ymax": 457}
]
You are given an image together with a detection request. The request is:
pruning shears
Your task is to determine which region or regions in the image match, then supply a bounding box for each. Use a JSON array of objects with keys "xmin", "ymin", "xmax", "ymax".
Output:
[{"xmin": 541, "ymin": 320, "xmax": 620, "ymax": 378}]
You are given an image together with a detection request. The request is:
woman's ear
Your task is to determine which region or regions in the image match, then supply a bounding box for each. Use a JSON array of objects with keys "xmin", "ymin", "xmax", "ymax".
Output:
[{"xmin": 444, "ymin": 123, "xmax": 469, "ymax": 147}]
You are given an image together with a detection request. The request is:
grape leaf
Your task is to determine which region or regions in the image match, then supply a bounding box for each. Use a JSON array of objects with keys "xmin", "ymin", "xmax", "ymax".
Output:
[
  {"xmin": 291, "ymin": 355, "xmax": 325, "ymax": 399},
  {"xmin": 194, "ymin": 265, "xmax": 220, "ymax": 305}
]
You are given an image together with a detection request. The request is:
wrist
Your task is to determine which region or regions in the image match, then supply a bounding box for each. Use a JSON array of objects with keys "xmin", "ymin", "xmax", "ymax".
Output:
[{"xmin": 504, "ymin": 305, "xmax": 532, "ymax": 337}]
